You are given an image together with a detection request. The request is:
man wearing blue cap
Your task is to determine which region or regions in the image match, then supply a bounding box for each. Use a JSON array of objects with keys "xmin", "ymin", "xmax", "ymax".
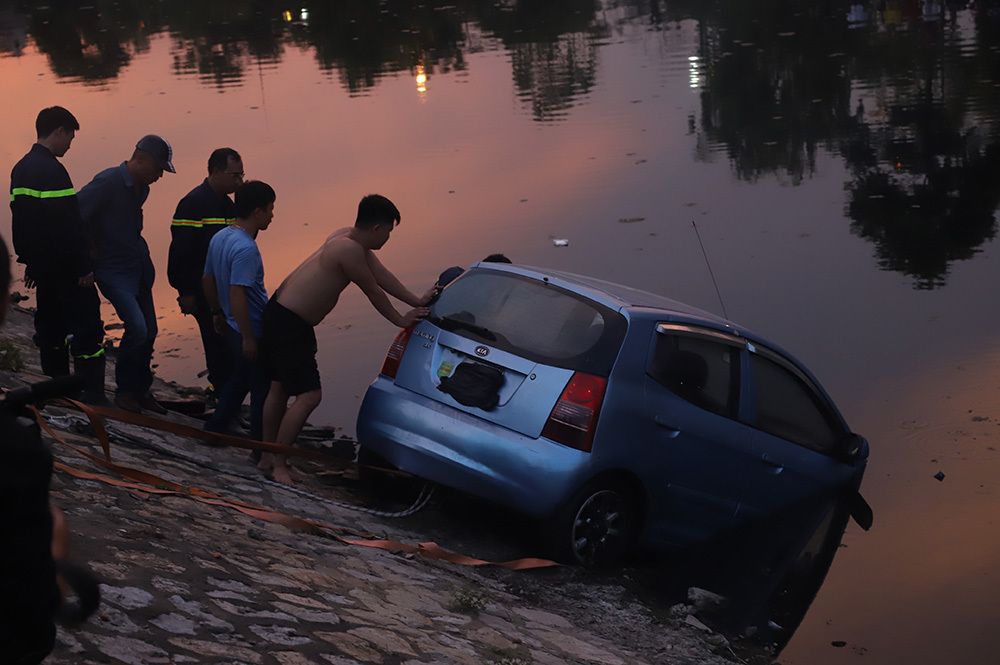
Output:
[{"xmin": 78, "ymin": 135, "xmax": 175, "ymax": 414}]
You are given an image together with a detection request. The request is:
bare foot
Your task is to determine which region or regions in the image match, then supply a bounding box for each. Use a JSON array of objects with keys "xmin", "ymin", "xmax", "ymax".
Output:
[
  {"xmin": 257, "ymin": 452, "xmax": 274, "ymax": 474},
  {"xmin": 271, "ymin": 462, "xmax": 296, "ymax": 487}
]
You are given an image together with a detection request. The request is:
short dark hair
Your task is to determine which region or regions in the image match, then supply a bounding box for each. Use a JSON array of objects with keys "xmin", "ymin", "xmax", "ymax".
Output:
[
  {"xmin": 235, "ymin": 180, "xmax": 276, "ymax": 219},
  {"xmin": 35, "ymin": 106, "xmax": 79, "ymax": 139},
  {"xmin": 0, "ymin": 232, "xmax": 11, "ymax": 297},
  {"xmin": 356, "ymin": 194, "xmax": 400, "ymax": 229},
  {"xmin": 208, "ymin": 148, "xmax": 241, "ymax": 174},
  {"xmin": 483, "ymin": 254, "xmax": 512, "ymax": 264}
]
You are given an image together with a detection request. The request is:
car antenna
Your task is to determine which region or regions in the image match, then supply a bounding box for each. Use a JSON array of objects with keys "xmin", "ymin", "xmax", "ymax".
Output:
[{"xmin": 691, "ymin": 220, "xmax": 729, "ymax": 319}]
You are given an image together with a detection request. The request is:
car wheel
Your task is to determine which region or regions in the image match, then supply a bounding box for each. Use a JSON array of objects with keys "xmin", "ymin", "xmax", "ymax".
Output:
[{"xmin": 544, "ymin": 481, "xmax": 639, "ymax": 568}]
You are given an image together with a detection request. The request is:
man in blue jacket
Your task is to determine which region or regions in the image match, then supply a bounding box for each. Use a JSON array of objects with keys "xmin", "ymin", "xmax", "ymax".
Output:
[
  {"xmin": 9, "ymin": 106, "xmax": 108, "ymax": 405},
  {"xmin": 78, "ymin": 135, "xmax": 174, "ymax": 414}
]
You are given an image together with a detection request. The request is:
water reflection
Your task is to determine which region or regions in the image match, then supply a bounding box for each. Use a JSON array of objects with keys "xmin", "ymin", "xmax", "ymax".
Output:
[
  {"xmin": 169, "ymin": 1, "xmax": 284, "ymax": 89},
  {"xmin": 22, "ymin": 1, "xmax": 140, "ymax": 85},
  {"xmin": 637, "ymin": 487, "xmax": 871, "ymax": 658},
  {"xmin": 5, "ymin": 0, "xmax": 996, "ymax": 285},
  {"xmin": 673, "ymin": 0, "xmax": 1000, "ymax": 288}
]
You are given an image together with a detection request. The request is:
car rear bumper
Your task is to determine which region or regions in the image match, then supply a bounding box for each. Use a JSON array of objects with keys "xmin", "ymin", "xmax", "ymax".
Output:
[{"xmin": 357, "ymin": 377, "xmax": 590, "ymax": 518}]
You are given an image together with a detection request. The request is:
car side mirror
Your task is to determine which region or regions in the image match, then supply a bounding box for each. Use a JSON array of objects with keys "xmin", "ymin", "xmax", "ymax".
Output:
[{"xmin": 844, "ymin": 433, "xmax": 868, "ymax": 460}]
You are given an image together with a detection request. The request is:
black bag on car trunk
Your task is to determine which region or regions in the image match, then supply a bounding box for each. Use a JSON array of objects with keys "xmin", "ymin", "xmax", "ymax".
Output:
[{"xmin": 437, "ymin": 362, "xmax": 504, "ymax": 410}]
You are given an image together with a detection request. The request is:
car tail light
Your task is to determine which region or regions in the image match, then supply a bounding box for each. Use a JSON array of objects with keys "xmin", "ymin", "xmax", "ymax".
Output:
[
  {"xmin": 541, "ymin": 372, "xmax": 608, "ymax": 452},
  {"xmin": 380, "ymin": 325, "xmax": 415, "ymax": 378}
]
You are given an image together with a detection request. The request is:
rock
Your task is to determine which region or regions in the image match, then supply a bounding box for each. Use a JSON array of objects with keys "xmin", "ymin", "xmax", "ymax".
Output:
[
  {"xmin": 669, "ymin": 602, "xmax": 695, "ymax": 618},
  {"xmin": 688, "ymin": 587, "xmax": 730, "ymax": 613},
  {"xmin": 685, "ymin": 614, "xmax": 713, "ymax": 632}
]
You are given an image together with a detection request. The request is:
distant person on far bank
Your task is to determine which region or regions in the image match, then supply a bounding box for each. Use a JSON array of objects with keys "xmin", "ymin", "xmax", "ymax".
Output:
[
  {"xmin": 9, "ymin": 106, "xmax": 108, "ymax": 405},
  {"xmin": 168, "ymin": 148, "xmax": 245, "ymax": 405},
  {"xmin": 202, "ymin": 180, "xmax": 276, "ymax": 444},
  {"xmin": 259, "ymin": 194, "xmax": 433, "ymax": 487},
  {"xmin": 78, "ymin": 134, "xmax": 175, "ymax": 414}
]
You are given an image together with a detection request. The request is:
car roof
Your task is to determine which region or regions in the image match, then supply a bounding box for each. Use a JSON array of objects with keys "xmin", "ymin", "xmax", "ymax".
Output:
[
  {"xmin": 464, "ymin": 262, "xmax": 850, "ymax": 430},
  {"xmin": 469, "ymin": 262, "xmax": 736, "ymax": 327}
]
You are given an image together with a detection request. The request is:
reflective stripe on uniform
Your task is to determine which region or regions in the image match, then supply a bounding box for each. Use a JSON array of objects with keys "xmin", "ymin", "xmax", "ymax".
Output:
[
  {"xmin": 171, "ymin": 217, "xmax": 234, "ymax": 227},
  {"xmin": 10, "ymin": 186, "xmax": 77, "ymax": 201},
  {"xmin": 74, "ymin": 347, "xmax": 106, "ymax": 360}
]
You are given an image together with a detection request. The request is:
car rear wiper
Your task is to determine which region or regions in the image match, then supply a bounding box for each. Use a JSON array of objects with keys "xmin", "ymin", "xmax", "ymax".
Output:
[{"xmin": 433, "ymin": 314, "xmax": 497, "ymax": 342}]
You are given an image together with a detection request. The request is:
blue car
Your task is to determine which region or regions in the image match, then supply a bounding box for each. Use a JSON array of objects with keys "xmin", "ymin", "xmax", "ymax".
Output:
[{"xmin": 357, "ymin": 263, "xmax": 869, "ymax": 566}]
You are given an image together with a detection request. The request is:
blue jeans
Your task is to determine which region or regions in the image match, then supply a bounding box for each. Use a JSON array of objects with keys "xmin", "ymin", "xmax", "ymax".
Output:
[
  {"xmin": 205, "ymin": 325, "xmax": 269, "ymax": 441},
  {"xmin": 97, "ymin": 276, "xmax": 156, "ymax": 396}
]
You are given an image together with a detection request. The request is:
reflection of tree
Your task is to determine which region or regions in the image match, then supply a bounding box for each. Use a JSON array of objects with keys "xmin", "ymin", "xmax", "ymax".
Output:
[
  {"xmin": 840, "ymin": 3, "xmax": 1000, "ymax": 288},
  {"xmin": 10, "ymin": 0, "xmax": 605, "ymax": 119},
  {"xmin": 509, "ymin": 34, "xmax": 598, "ymax": 121},
  {"xmin": 676, "ymin": 1, "xmax": 853, "ymax": 184},
  {"xmin": 167, "ymin": 0, "xmax": 284, "ymax": 90},
  {"xmin": 473, "ymin": 0, "xmax": 603, "ymax": 120},
  {"xmin": 21, "ymin": 0, "xmax": 160, "ymax": 84},
  {"xmin": 846, "ymin": 122, "xmax": 1000, "ymax": 289},
  {"xmin": 0, "ymin": 8, "xmax": 28, "ymax": 56},
  {"xmin": 287, "ymin": 1, "xmax": 469, "ymax": 95},
  {"xmin": 670, "ymin": 0, "xmax": 1000, "ymax": 289}
]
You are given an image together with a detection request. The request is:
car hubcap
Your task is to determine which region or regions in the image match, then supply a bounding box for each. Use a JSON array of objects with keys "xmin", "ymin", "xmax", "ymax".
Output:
[{"xmin": 571, "ymin": 489, "xmax": 628, "ymax": 566}]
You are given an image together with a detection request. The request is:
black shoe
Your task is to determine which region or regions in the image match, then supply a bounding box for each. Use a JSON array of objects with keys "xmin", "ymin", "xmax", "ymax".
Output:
[
  {"xmin": 114, "ymin": 393, "xmax": 143, "ymax": 413},
  {"xmin": 139, "ymin": 392, "xmax": 168, "ymax": 415},
  {"xmin": 79, "ymin": 390, "xmax": 113, "ymax": 409}
]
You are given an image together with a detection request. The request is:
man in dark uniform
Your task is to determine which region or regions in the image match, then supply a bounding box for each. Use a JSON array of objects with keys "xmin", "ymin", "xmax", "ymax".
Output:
[
  {"xmin": 9, "ymin": 106, "xmax": 108, "ymax": 404},
  {"xmin": 0, "ymin": 232, "xmax": 62, "ymax": 664},
  {"xmin": 167, "ymin": 148, "xmax": 244, "ymax": 402}
]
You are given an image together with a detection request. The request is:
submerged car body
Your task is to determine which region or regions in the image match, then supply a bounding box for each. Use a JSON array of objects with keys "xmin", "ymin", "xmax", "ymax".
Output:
[{"xmin": 357, "ymin": 263, "xmax": 869, "ymax": 566}]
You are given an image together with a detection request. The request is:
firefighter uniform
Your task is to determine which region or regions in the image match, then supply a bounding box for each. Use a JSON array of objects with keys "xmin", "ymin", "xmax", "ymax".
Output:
[
  {"xmin": 167, "ymin": 178, "xmax": 237, "ymax": 395},
  {"xmin": 9, "ymin": 143, "xmax": 106, "ymax": 394}
]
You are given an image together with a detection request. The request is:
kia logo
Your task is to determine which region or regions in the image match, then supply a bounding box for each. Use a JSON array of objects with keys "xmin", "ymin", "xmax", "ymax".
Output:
[{"xmin": 475, "ymin": 346, "xmax": 490, "ymax": 357}]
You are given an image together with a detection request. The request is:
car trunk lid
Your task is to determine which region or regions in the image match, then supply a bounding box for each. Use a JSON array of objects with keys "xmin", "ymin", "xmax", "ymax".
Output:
[{"xmin": 394, "ymin": 324, "xmax": 573, "ymax": 438}]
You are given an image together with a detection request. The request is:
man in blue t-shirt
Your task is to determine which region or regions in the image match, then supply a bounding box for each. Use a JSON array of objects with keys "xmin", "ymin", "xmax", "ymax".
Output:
[{"xmin": 202, "ymin": 180, "xmax": 275, "ymax": 441}]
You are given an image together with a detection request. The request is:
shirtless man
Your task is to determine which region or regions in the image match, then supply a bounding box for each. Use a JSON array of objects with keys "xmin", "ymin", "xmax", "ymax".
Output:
[{"xmin": 260, "ymin": 194, "xmax": 432, "ymax": 486}]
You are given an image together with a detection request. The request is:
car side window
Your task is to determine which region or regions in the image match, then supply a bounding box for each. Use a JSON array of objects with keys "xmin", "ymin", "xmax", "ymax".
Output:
[
  {"xmin": 649, "ymin": 333, "xmax": 740, "ymax": 420},
  {"xmin": 752, "ymin": 354, "xmax": 840, "ymax": 454}
]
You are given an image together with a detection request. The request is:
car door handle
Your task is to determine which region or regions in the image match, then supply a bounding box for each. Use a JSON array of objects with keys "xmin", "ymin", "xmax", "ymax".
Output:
[
  {"xmin": 654, "ymin": 415, "xmax": 681, "ymax": 438},
  {"xmin": 760, "ymin": 454, "xmax": 784, "ymax": 474}
]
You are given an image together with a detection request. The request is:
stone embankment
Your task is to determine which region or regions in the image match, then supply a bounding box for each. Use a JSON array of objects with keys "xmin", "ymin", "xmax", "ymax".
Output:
[{"xmin": 1, "ymin": 305, "xmax": 744, "ymax": 665}]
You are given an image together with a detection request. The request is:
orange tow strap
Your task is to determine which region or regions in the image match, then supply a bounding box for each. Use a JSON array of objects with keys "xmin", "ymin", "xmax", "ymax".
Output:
[{"xmin": 38, "ymin": 400, "xmax": 560, "ymax": 570}]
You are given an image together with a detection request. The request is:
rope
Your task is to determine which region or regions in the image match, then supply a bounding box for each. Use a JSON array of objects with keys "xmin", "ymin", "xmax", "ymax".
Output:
[{"xmin": 43, "ymin": 410, "xmax": 436, "ymax": 518}]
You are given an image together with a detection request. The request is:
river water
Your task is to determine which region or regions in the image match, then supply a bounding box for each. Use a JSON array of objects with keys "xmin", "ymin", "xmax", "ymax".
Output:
[{"xmin": 1, "ymin": 1, "xmax": 998, "ymax": 663}]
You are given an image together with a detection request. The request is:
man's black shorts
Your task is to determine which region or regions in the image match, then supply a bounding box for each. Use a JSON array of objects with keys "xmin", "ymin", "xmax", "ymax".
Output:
[{"xmin": 262, "ymin": 299, "xmax": 321, "ymax": 396}]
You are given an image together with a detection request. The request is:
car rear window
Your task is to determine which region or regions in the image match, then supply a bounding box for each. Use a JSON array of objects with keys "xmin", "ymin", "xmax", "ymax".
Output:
[{"xmin": 430, "ymin": 269, "xmax": 627, "ymax": 375}]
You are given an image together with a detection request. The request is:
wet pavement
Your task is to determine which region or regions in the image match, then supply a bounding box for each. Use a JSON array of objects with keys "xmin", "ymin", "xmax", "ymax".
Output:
[{"xmin": 1, "ymin": 306, "xmax": 740, "ymax": 665}]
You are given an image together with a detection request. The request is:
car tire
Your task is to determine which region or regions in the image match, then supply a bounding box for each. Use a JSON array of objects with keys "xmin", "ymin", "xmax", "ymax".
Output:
[{"xmin": 542, "ymin": 481, "xmax": 639, "ymax": 568}]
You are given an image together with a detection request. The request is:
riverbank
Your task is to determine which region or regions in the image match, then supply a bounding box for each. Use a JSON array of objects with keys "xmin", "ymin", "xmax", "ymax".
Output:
[{"xmin": 0, "ymin": 303, "xmax": 757, "ymax": 665}]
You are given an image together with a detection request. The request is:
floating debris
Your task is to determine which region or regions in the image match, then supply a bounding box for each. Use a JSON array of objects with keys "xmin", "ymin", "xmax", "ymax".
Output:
[
  {"xmin": 553, "ymin": 239, "xmax": 569, "ymax": 247},
  {"xmin": 618, "ymin": 217, "xmax": 646, "ymax": 224},
  {"xmin": 934, "ymin": 471, "xmax": 945, "ymax": 482}
]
